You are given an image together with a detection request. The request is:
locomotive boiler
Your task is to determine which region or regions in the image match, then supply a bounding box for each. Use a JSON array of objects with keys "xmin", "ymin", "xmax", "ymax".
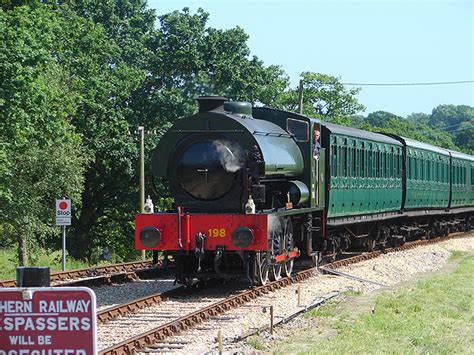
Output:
[{"xmin": 135, "ymin": 96, "xmax": 473, "ymax": 285}]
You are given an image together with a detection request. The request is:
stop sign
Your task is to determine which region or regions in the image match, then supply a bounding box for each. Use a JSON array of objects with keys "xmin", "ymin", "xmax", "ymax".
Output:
[{"xmin": 56, "ymin": 199, "xmax": 71, "ymax": 226}]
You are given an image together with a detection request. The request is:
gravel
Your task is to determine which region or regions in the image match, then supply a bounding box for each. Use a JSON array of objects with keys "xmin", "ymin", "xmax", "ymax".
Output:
[
  {"xmin": 93, "ymin": 278, "xmax": 178, "ymax": 311},
  {"xmin": 136, "ymin": 235, "xmax": 474, "ymax": 354},
  {"xmin": 91, "ymin": 235, "xmax": 473, "ymax": 353},
  {"xmin": 96, "ymin": 281, "xmax": 249, "ymax": 350}
]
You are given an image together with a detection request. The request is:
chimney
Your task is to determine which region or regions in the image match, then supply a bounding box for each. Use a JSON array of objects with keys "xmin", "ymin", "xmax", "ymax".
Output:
[{"xmin": 196, "ymin": 96, "xmax": 227, "ymax": 113}]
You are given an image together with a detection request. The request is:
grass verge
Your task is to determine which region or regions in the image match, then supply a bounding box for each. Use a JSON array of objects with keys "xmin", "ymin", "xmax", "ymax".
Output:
[
  {"xmin": 269, "ymin": 252, "xmax": 474, "ymax": 353},
  {"xmin": 0, "ymin": 248, "xmax": 95, "ymax": 280}
]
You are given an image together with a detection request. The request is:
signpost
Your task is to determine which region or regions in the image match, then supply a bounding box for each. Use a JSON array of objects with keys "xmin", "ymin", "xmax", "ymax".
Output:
[
  {"xmin": 56, "ymin": 199, "xmax": 71, "ymax": 272},
  {"xmin": 0, "ymin": 287, "xmax": 97, "ymax": 354}
]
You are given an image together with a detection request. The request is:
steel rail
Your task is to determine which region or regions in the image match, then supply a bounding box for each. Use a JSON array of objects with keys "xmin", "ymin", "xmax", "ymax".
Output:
[
  {"xmin": 99, "ymin": 231, "xmax": 470, "ymax": 354},
  {"xmin": 97, "ymin": 286, "xmax": 189, "ymax": 324},
  {"xmin": 0, "ymin": 260, "xmax": 159, "ymax": 287},
  {"xmin": 97, "ymin": 278, "xmax": 231, "ymax": 324},
  {"xmin": 318, "ymin": 267, "xmax": 389, "ymax": 287}
]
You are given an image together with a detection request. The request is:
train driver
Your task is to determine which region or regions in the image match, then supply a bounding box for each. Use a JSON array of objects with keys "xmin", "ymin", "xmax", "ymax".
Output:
[{"xmin": 313, "ymin": 128, "xmax": 321, "ymax": 160}]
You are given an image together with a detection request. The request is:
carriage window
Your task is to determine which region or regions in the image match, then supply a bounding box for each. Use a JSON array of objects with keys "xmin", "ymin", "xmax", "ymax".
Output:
[
  {"xmin": 407, "ymin": 157, "xmax": 411, "ymax": 179},
  {"xmin": 337, "ymin": 145, "xmax": 341, "ymax": 176},
  {"xmin": 423, "ymin": 158, "xmax": 426, "ymax": 180},
  {"xmin": 374, "ymin": 151, "xmax": 378, "ymax": 177},
  {"xmin": 353, "ymin": 147, "xmax": 357, "ymax": 177},
  {"xmin": 342, "ymin": 146, "xmax": 347, "ymax": 176},
  {"xmin": 383, "ymin": 151, "xmax": 386, "ymax": 177},
  {"xmin": 347, "ymin": 147, "xmax": 351, "ymax": 177},
  {"xmin": 415, "ymin": 158, "xmax": 418, "ymax": 180},
  {"xmin": 388, "ymin": 151, "xmax": 391, "ymax": 178},
  {"xmin": 286, "ymin": 118, "xmax": 309, "ymax": 142},
  {"xmin": 347, "ymin": 147, "xmax": 352, "ymax": 177},
  {"xmin": 397, "ymin": 153, "xmax": 400, "ymax": 178},
  {"xmin": 368, "ymin": 150, "xmax": 372, "ymax": 178}
]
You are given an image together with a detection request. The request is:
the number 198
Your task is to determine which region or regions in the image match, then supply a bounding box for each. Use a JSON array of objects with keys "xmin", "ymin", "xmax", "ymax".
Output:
[{"xmin": 208, "ymin": 228, "xmax": 226, "ymax": 238}]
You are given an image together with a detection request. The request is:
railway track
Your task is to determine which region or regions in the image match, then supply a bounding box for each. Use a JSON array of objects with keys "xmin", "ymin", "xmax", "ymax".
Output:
[
  {"xmin": 0, "ymin": 260, "xmax": 172, "ymax": 288},
  {"xmin": 98, "ymin": 231, "xmax": 471, "ymax": 354}
]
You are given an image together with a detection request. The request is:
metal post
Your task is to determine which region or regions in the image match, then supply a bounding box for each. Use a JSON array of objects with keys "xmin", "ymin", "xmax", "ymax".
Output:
[
  {"xmin": 138, "ymin": 125, "xmax": 146, "ymax": 261},
  {"xmin": 298, "ymin": 79, "xmax": 304, "ymax": 114},
  {"xmin": 217, "ymin": 330, "xmax": 222, "ymax": 354},
  {"xmin": 62, "ymin": 225, "xmax": 66, "ymax": 271},
  {"xmin": 270, "ymin": 305, "xmax": 274, "ymax": 334}
]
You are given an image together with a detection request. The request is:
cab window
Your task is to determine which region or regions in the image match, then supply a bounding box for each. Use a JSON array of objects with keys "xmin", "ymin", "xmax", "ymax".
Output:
[{"xmin": 287, "ymin": 118, "xmax": 309, "ymax": 142}]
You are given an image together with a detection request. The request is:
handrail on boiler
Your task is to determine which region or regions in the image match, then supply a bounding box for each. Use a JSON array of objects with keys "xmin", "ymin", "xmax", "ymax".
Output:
[{"xmin": 177, "ymin": 206, "xmax": 184, "ymax": 250}]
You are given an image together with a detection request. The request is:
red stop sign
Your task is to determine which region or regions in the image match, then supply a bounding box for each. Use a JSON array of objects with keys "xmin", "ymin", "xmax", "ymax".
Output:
[{"xmin": 59, "ymin": 201, "xmax": 68, "ymax": 210}]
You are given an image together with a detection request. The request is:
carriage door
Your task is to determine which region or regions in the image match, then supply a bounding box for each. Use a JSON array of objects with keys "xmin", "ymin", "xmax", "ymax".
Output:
[{"xmin": 312, "ymin": 123, "xmax": 322, "ymax": 206}]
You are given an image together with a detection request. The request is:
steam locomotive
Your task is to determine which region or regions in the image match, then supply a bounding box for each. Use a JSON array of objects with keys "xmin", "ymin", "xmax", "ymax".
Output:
[{"xmin": 135, "ymin": 96, "xmax": 473, "ymax": 285}]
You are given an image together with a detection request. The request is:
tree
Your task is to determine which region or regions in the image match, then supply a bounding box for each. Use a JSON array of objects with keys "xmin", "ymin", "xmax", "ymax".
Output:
[
  {"xmin": 406, "ymin": 112, "xmax": 430, "ymax": 125},
  {"xmin": 428, "ymin": 105, "xmax": 473, "ymax": 153},
  {"xmin": 3, "ymin": 1, "xmax": 160, "ymax": 262},
  {"xmin": 1, "ymin": 5, "xmax": 88, "ymax": 264},
  {"xmin": 133, "ymin": 8, "xmax": 289, "ymax": 128},
  {"xmin": 274, "ymin": 72, "xmax": 365, "ymax": 124},
  {"xmin": 429, "ymin": 104, "xmax": 473, "ymax": 129},
  {"xmin": 453, "ymin": 121, "xmax": 474, "ymax": 153},
  {"xmin": 366, "ymin": 111, "xmax": 403, "ymax": 127},
  {"xmin": 380, "ymin": 119, "xmax": 456, "ymax": 150}
]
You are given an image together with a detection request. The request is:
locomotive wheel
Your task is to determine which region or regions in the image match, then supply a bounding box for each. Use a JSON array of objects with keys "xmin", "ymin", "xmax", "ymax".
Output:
[
  {"xmin": 281, "ymin": 218, "xmax": 294, "ymax": 277},
  {"xmin": 268, "ymin": 221, "xmax": 284, "ymax": 281},
  {"xmin": 269, "ymin": 222, "xmax": 283, "ymax": 281},
  {"xmin": 255, "ymin": 251, "xmax": 269, "ymax": 285}
]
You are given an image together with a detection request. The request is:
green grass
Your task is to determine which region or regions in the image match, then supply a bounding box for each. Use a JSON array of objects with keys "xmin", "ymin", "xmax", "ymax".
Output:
[
  {"xmin": 0, "ymin": 248, "xmax": 95, "ymax": 280},
  {"xmin": 273, "ymin": 253, "xmax": 474, "ymax": 353},
  {"xmin": 305, "ymin": 290, "xmax": 362, "ymax": 318},
  {"xmin": 449, "ymin": 250, "xmax": 467, "ymax": 261},
  {"xmin": 247, "ymin": 336, "xmax": 266, "ymax": 350},
  {"xmin": 306, "ymin": 299, "xmax": 342, "ymax": 318}
]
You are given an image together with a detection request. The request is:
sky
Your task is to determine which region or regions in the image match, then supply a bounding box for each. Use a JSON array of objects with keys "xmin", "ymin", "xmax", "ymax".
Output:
[{"xmin": 148, "ymin": 0, "xmax": 473, "ymax": 117}]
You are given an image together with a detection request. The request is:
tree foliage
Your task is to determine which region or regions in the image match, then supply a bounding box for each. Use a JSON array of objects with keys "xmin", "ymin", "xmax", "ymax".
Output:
[
  {"xmin": 429, "ymin": 105, "xmax": 474, "ymax": 153},
  {"xmin": 351, "ymin": 105, "xmax": 473, "ymax": 153},
  {"xmin": 133, "ymin": 8, "xmax": 289, "ymax": 129},
  {"xmin": 0, "ymin": 5, "xmax": 88, "ymax": 264},
  {"xmin": 274, "ymin": 72, "xmax": 366, "ymax": 124}
]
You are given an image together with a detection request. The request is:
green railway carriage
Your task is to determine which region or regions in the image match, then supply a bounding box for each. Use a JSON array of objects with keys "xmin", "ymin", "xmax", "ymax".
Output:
[
  {"xmin": 448, "ymin": 150, "xmax": 474, "ymax": 208},
  {"xmin": 322, "ymin": 123, "xmax": 403, "ymax": 219},
  {"xmin": 402, "ymin": 138, "xmax": 451, "ymax": 210}
]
